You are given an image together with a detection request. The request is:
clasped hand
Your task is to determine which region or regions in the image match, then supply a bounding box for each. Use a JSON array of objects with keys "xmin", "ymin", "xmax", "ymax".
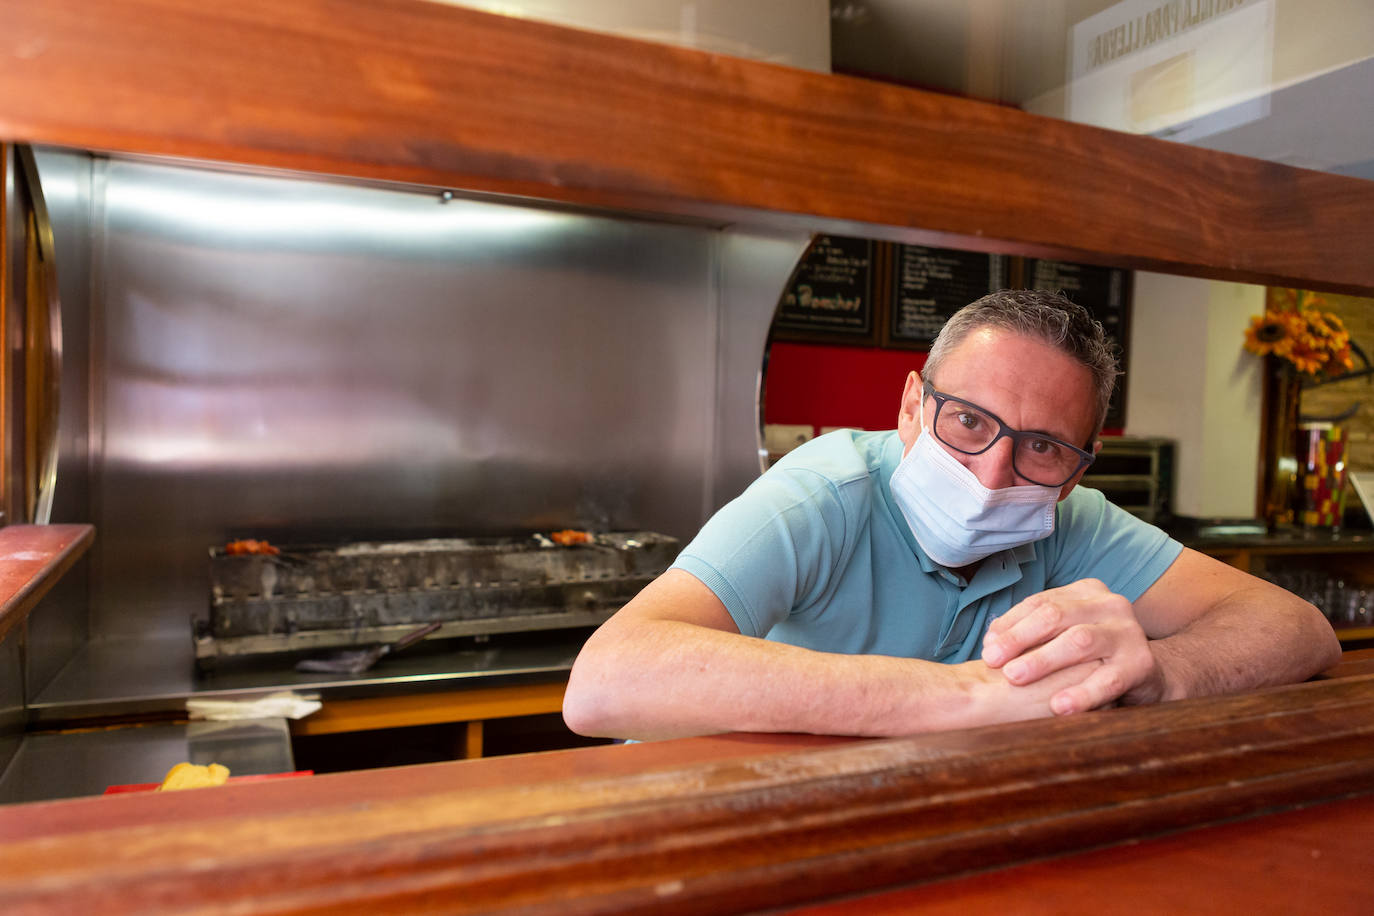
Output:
[{"xmin": 981, "ymin": 578, "xmax": 1163, "ymax": 715}]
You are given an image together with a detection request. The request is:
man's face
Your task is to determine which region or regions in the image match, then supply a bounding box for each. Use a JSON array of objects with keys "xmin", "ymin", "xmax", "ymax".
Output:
[{"xmin": 896, "ymin": 326, "xmax": 1100, "ymax": 501}]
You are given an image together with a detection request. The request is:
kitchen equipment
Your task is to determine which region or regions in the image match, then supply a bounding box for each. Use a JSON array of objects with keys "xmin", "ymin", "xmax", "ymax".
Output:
[
  {"xmin": 294, "ymin": 621, "xmax": 443, "ymax": 675},
  {"xmin": 1079, "ymin": 436, "xmax": 1175, "ymax": 523},
  {"xmin": 195, "ymin": 531, "xmax": 678, "ymax": 668}
]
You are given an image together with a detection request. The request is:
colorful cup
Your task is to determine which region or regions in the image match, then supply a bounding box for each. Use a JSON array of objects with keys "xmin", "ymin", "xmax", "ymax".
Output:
[{"xmin": 1298, "ymin": 422, "xmax": 1348, "ymax": 529}]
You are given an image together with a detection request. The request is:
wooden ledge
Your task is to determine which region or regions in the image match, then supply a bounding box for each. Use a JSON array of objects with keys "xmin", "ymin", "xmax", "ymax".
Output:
[
  {"xmin": 1322, "ymin": 646, "xmax": 1374, "ymax": 679},
  {"xmin": 0, "ymin": 524, "xmax": 94, "ymax": 645},
  {"xmin": 1, "ymin": 670, "xmax": 1371, "ymax": 913}
]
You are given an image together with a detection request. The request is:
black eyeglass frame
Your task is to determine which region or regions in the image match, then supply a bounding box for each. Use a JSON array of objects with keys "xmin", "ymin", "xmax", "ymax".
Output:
[{"xmin": 921, "ymin": 381, "xmax": 1096, "ymax": 488}]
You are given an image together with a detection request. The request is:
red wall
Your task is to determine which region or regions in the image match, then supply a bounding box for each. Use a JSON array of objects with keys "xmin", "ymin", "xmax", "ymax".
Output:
[
  {"xmin": 765, "ymin": 340, "xmax": 1124, "ymax": 438},
  {"xmin": 763, "ymin": 341, "xmax": 927, "ymax": 435}
]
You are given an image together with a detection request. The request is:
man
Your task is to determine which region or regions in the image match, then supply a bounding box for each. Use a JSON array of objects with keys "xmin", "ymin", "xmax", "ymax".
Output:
[{"xmin": 563, "ymin": 290, "xmax": 1340, "ymax": 741}]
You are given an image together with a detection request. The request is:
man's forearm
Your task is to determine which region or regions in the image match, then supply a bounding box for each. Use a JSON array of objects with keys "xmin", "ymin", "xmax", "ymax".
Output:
[
  {"xmin": 567, "ymin": 619, "xmax": 955, "ymax": 740},
  {"xmin": 564, "ymin": 617, "xmax": 1095, "ymax": 741},
  {"xmin": 1145, "ymin": 585, "xmax": 1341, "ymax": 703}
]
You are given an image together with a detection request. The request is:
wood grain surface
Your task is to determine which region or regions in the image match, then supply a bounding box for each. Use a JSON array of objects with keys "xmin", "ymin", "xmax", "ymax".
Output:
[
  {"xmin": 1, "ymin": 671, "xmax": 1371, "ymax": 914},
  {"xmin": 0, "ymin": 523, "xmax": 93, "ymax": 644},
  {"xmin": 1, "ymin": 0, "xmax": 1371, "ymax": 294},
  {"xmin": 793, "ymin": 792, "xmax": 1374, "ymax": 915}
]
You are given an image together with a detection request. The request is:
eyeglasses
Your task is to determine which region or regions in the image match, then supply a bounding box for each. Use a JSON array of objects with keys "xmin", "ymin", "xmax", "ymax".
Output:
[{"xmin": 922, "ymin": 381, "xmax": 1095, "ymax": 488}]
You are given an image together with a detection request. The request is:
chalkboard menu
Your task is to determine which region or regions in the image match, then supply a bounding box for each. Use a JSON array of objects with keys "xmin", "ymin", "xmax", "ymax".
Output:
[
  {"xmin": 885, "ymin": 245, "xmax": 1008, "ymax": 348},
  {"xmin": 772, "ymin": 235, "xmax": 877, "ymax": 343},
  {"xmin": 1025, "ymin": 259, "xmax": 1133, "ymax": 429}
]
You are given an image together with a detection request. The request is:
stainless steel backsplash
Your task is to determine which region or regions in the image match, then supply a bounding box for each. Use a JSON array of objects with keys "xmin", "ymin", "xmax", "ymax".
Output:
[{"xmin": 35, "ymin": 149, "xmax": 808, "ymax": 642}]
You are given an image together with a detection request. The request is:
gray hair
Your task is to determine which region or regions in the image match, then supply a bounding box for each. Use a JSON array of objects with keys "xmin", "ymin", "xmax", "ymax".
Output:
[{"xmin": 923, "ymin": 289, "xmax": 1120, "ymax": 440}]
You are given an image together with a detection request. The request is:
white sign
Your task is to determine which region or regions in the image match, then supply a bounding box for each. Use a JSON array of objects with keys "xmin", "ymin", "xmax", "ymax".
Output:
[{"xmin": 1068, "ymin": 0, "xmax": 1275, "ymax": 141}]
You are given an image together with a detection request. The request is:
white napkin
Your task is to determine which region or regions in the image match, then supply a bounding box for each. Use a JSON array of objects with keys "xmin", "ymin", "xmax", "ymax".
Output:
[{"xmin": 186, "ymin": 691, "xmax": 322, "ymax": 721}]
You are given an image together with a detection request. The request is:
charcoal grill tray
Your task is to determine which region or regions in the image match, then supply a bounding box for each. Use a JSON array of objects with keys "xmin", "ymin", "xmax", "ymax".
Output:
[{"xmin": 195, "ymin": 531, "xmax": 678, "ymax": 664}]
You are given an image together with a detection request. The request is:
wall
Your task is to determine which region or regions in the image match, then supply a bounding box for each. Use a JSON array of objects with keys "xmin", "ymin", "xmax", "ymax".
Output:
[
  {"xmin": 763, "ymin": 342, "xmax": 925, "ymax": 436},
  {"xmin": 1125, "ymin": 272, "xmax": 1265, "ymax": 518}
]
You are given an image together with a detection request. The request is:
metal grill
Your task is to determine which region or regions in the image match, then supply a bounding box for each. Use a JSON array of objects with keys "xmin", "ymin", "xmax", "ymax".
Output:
[{"xmin": 194, "ymin": 531, "xmax": 678, "ymax": 665}]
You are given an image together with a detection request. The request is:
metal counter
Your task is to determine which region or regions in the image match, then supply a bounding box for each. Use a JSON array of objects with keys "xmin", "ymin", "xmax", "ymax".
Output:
[
  {"xmin": 11, "ymin": 628, "xmax": 572, "ymax": 804},
  {"xmin": 28, "ymin": 630, "xmax": 581, "ymax": 726},
  {"xmin": 0, "ymin": 718, "xmax": 295, "ymax": 804}
]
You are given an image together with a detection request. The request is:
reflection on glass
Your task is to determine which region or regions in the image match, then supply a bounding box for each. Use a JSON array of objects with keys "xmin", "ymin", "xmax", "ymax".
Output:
[
  {"xmin": 829, "ymin": 0, "xmax": 1374, "ymax": 181},
  {"xmin": 1057, "ymin": 0, "xmax": 1276, "ymax": 143},
  {"xmin": 434, "ymin": 0, "xmax": 833, "ymax": 72}
]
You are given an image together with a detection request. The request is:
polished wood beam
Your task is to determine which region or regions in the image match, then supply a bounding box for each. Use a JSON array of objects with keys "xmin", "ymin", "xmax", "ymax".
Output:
[
  {"xmin": 1, "ymin": 673, "xmax": 1371, "ymax": 913},
  {"xmin": 1322, "ymin": 646, "xmax": 1374, "ymax": 679},
  {"xmin": 1, "ymin": 0, "xmax": 1371, "ymax": 294}
]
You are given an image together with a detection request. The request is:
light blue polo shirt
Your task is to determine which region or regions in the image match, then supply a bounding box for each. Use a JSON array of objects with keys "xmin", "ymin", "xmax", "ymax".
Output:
[{"xmin": 672, "ymin": 429, "xmax": 1182, "ymax": 662}]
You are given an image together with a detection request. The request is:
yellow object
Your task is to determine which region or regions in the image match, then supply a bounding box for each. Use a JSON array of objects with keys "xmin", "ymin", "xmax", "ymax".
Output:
[
  {"xmin": 157, "ymin": 762, "xmax": 230, "ymax": 791},
  {"xmin": 1243, "ymin": 290, "xmax": 1355, "ymax": 378}
]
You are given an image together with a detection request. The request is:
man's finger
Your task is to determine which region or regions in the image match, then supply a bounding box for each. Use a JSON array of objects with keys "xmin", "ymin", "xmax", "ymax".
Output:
[
  {"xmin": 989, "ymin": 579, "xmax": 1107, "ymax": 630},
  {"xmin": 985, "ymin": 593, "xmax": 1044, "ymax": 635},
  {"xmin": 1051, "ymin": 663, "xmax": 1134, "ymax": 715},
  {"xmin": 983, "ymin": 598, "xmax": 1071, "ymax": 667},
  {"xmin": 999, "ymin": 624, "xmax": 1098, "ymax": 684}
]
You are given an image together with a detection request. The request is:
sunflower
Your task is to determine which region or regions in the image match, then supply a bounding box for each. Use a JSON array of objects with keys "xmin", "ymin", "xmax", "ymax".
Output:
[
  {"xmin": 1244, "ymin": 310, "xmax": 1296, "ymax": 357},
  {"xmin": 1245, "ymin": 295, "xmax": 1360, "ymax": 378},
  {"xmin": 1303, "ymin": 310, "xmax": 1337, "ymax": 343},
  {"xmin": 1329, "ymin": 344, "xmax": 1355, "ymax": 373},
  {"xmin": 1287, "ymin": 342, "xmax": 1325, "ymax": 375}
]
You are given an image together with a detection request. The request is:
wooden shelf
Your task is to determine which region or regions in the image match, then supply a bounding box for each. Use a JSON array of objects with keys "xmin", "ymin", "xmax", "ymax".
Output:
[
  {"xmin": 290, "ymin": 680, "xmax": 568, "ymax": 758},
  {"xmin": 290, "ymin": 681, "xmax": 568, "ymax": 738},
  {"xmin": 0, "ymin": 524, "xmax": 93, "ymax": 645}
]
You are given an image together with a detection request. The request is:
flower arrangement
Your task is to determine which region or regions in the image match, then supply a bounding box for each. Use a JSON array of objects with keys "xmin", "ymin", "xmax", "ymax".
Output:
[
  {"xmin": 1244, "ymin": 289, "xmax": 1354, "ymax": 377},
  {"xmin": 1244, "ymin": 288, "xmax": 1367, "ymax": 529}
]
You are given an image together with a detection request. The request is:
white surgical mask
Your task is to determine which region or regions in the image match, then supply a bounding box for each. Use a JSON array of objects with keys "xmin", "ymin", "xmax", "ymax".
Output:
[{"xmin": 889, "ymin": 407, "xmax": 1060, "ymax": 568}]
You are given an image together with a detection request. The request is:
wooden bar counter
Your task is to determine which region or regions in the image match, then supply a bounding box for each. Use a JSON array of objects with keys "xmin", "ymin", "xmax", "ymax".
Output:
[{"xmin": 2, "ymin": 652, "xmax": 1371, "ymax": 914}]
